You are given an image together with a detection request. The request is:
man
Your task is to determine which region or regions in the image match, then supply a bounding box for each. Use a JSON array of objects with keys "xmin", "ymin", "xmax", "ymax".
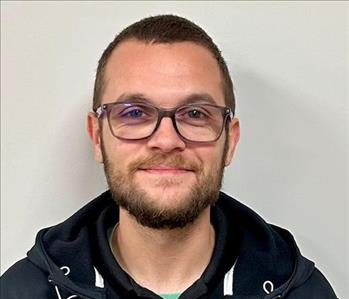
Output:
[{"xmin": 1, "ymin": 15, "xmax": 337, "ymax": 299}]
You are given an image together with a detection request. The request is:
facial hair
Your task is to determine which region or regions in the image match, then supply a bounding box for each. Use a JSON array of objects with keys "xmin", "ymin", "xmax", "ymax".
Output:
[{"xmin": 101, "ymin": 140, "xmax": 227, "ymax": 230}]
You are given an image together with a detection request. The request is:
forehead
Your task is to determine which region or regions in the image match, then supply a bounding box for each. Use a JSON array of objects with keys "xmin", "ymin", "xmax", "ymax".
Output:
[{"xmin": 102, "ymin": 40, "xmax": 225, "ymax": 107}]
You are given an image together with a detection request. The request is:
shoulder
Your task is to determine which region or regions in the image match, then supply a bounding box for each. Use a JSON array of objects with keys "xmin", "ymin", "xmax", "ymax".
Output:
[
  {"xmin": 287, "ymin": 267, "xmax": 338, "ymax": 299},
  {"xmin": 1, "ymin": 258, "xmax": 55, "ymax": 299}
]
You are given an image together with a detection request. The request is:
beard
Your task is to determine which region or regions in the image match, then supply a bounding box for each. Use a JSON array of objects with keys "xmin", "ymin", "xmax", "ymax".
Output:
[{"xmin": 101, "ymin": 140, "xmax": 227, "ymax": 230}]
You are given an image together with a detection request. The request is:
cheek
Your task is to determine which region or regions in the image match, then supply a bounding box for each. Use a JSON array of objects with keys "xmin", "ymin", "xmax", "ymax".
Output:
[
  {"xmin": 101, "ymin": 130, "xmax": 125, "ymax": 164},
  {"xmin": 102, "ymin": 135, "xmax": 145, "ymax": 170},
  {"xmin": 194, "ymin": 145, "xmax": 225, "ymax": 173}
]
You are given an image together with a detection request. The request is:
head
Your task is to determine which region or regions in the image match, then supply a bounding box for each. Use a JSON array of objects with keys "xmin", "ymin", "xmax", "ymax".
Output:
[
  {"xmin": 88, "ymin": 15, "xmax": 240, "ymax": 230},
  {"xmin": 93, "ymin": 15, "xmax": 235, "ymax": 113}
]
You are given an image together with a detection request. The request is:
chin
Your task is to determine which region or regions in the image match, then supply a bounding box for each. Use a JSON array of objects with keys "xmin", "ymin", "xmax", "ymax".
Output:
[{"xmin": 145, "ymin": 186, "xmax": 192, "ymax": 201}]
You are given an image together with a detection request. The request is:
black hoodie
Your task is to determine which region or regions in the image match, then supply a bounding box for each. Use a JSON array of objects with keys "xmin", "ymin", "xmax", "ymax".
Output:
[{"xmin": 1, "ymin": 191, "xmax": 337, "ymax": 299}]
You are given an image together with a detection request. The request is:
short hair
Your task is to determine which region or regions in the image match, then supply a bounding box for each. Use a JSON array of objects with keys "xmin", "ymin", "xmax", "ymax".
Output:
[{"xmin": 93, "ymin": 15, "xmax": 235, "ymax": 113}]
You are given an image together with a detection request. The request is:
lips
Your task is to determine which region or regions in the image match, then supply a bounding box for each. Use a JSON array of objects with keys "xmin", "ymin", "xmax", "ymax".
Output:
[
  {"xmin": 139, "ymin": 166, "xmax": 194, "ymax": 175},
  {"xmin": 128, "ymin": 154, "xmax": 201, "ymax": 175}
]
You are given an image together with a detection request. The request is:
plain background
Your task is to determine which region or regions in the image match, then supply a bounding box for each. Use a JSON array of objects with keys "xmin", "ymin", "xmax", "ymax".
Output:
[{"xmin": 1, "ymin": 1, "xmax": 348, "ymax": 297}]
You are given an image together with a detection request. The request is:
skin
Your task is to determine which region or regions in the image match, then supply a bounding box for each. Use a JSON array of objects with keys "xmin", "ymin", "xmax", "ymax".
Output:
[{"xmin": 87, "ymin": 40, "xmax": 240, "ymax": 294}]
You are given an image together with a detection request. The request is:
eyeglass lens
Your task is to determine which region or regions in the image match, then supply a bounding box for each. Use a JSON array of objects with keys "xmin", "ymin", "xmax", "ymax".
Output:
[{"xmin": 107, "ymin": 103, "xmax": 227, "ymax": 142}]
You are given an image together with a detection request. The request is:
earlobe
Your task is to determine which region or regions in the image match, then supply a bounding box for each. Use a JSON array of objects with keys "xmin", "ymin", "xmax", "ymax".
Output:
[
  {"xmin": 87, "ymin": 112, "xmax": 103, "ymax": 163},
  {"xmin": 225, "ymin": 118, "xmax": 240, "ymax": 166}
]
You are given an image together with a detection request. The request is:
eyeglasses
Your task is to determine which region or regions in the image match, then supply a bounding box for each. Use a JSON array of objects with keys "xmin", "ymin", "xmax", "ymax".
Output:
[{"xmin": 95, "ymin": 101, "xmax": 233, "ymax": 143}]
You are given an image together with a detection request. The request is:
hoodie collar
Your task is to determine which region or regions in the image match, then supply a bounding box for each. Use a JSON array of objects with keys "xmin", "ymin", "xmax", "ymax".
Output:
[
  {"xmin": 26, "ymin": 191, "xmax": 315, "ymax": 299},
  {"xmin": 91, "ymin": 194, "xmax": 239, "ymax": 299}
]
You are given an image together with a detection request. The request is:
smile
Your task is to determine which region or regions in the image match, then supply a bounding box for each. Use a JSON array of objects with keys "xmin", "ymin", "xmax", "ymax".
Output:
[{"xmin": 138, "ymin": 167, "xmax": 194, "ymax": 175}]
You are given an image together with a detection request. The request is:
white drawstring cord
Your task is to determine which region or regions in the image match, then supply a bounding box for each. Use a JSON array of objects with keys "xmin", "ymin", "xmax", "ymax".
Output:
[
  {"xmin": 263, "ymin": 280, "xmax": 274, "ymax": 294},
  {"xmin": 54, "ymin": 286, "xmax": 78, "ymax": 299},
  {"xmin": 94, "ymin": 267, "xmax": 104, "ymax": 288},
  {"xmin": 223, "ymin": 259, "xmax": 237, "ymax": 295},
  {"xmin": 60, "ymin": 266, "xmax": 71, "ymax": 276},
  {"xmin": 52, "ymin": 265, "xmax": 104, "ymax": 298},
  {"xmin": 53, "ymin": 266, "xmax": 78, "ymax": 299}
]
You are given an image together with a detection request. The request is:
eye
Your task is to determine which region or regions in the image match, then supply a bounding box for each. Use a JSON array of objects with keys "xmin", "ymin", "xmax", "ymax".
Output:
[
  {"xmin": 177, "ymin": 106, "xmax": 210, "ymax": 120},
  {"xmin": 187, "ymin": 109, "xmax": 205, "ymax": 118},
  {"xmin": 118, "ymin": 105, "xmax": 149, "ymax": 119},
  {"xmin": 112, "ymin": 104, "xmax": 156, "ymax": 124},
  {"xmin": 123, "ymin": 108, "xmax": 144, "ymax": 118}
]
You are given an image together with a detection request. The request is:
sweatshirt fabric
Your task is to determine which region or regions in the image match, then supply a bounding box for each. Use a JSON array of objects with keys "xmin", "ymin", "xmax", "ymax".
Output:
[{"xmin": 1, "ymin": 191, "xmax": 337, "ymax": 299}]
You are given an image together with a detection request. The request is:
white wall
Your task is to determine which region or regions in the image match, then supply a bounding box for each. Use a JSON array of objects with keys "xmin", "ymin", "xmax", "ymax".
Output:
[{"xmin": 1, "ymin": 2, "xmax": 348, "ymax": 297}]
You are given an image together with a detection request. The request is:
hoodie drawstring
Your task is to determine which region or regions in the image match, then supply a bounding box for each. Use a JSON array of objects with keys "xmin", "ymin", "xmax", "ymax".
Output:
[
  {"xmin": 51, "ymin": 266, "xmax": 104, "ymax": 299},
  {"xmin": 263, "ymin": 280, "xmax": 274, "ymax": 294},
  {"xmin": 223, "ymin": 260, "xmax": 237, "ymax": 295},
  {"xmin": 52, "ymin": 266, "xmax": 78, "ymax": 299}
]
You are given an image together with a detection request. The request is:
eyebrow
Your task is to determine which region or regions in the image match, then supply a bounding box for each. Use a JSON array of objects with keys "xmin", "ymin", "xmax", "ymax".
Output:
[{"xmin": 112, "ymin": 93, "xmax": 219, "ymax": 107}]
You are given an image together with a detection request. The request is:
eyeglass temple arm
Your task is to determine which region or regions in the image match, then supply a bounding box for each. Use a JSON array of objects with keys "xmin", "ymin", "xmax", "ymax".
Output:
[
  {"xmin": 95, "ymin": 106, "xmax": 105, "ymax": 118},
  {"xmin": 226, "ymin": 108, "xmax": 234, "ymax": 119}
]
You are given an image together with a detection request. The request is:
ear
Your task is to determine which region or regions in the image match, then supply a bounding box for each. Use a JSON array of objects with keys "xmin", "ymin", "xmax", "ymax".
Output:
[
  {"xmin": 224, "ymin": 118, "xmax": 240, "ymax": 166},
  {"xmin": 87, "ymin": 112, "xmax": 103, "ymax": 163}
]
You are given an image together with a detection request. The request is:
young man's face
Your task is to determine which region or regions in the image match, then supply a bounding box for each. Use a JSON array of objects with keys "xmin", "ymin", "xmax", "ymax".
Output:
[{"xmin": 88, "ymin": 40, "xmax": 239, "ymax": 229}]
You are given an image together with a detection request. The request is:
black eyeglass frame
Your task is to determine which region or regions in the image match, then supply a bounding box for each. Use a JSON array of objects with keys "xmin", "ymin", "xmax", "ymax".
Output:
[{"xmin": 94, "ymin": 101, "xmax": 234, "ymax": 143}]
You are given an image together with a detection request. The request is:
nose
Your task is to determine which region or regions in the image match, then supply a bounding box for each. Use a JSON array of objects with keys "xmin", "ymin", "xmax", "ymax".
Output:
[{"xmin": 147, "ymin": 117, "xmax": 186, "ymax": 153}]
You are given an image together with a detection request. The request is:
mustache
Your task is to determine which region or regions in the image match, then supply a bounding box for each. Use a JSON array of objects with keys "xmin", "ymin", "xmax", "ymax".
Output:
[{"xmin": 128, "ymin": 154, "xmax": 202, "ymax": 173}]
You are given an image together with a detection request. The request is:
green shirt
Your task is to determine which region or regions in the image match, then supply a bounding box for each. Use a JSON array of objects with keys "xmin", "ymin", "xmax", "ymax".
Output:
[{"xmin": 160, "ymin": 294, "xmax": 181, "ymax": 299}]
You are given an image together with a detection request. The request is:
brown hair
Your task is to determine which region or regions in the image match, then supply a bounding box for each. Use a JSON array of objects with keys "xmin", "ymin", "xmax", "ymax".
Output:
[{"xmin": 93, "ymin": 15, "xmax": 235, "ymax": 113}]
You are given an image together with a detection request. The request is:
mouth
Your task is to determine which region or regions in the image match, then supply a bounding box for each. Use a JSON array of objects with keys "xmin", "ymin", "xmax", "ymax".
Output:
[{"xmin": 138, "ymin": 166, "xmax": 194, "ymax": 175}]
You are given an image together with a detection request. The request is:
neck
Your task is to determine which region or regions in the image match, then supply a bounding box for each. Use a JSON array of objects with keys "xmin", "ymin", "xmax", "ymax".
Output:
[{"xmin": 111, "ymin": 207, "xmax": 215, "ymax": 294}]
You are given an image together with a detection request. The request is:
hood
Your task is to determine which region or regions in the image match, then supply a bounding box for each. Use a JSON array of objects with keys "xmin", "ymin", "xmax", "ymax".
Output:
[
  {"xmin": 26, "ymin": 191, "xmax": 316, "ymax": 299},
  {"xmin": 263, "ymin": 228, "xmax": 316, "ymax": 299},
  {"xmin": 27, "ymin": 191, "xmax": 114, "ymax": 299},
  {"xmin": 217, "ymin": 192, "xmax": 316, "ymax": 298}
]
